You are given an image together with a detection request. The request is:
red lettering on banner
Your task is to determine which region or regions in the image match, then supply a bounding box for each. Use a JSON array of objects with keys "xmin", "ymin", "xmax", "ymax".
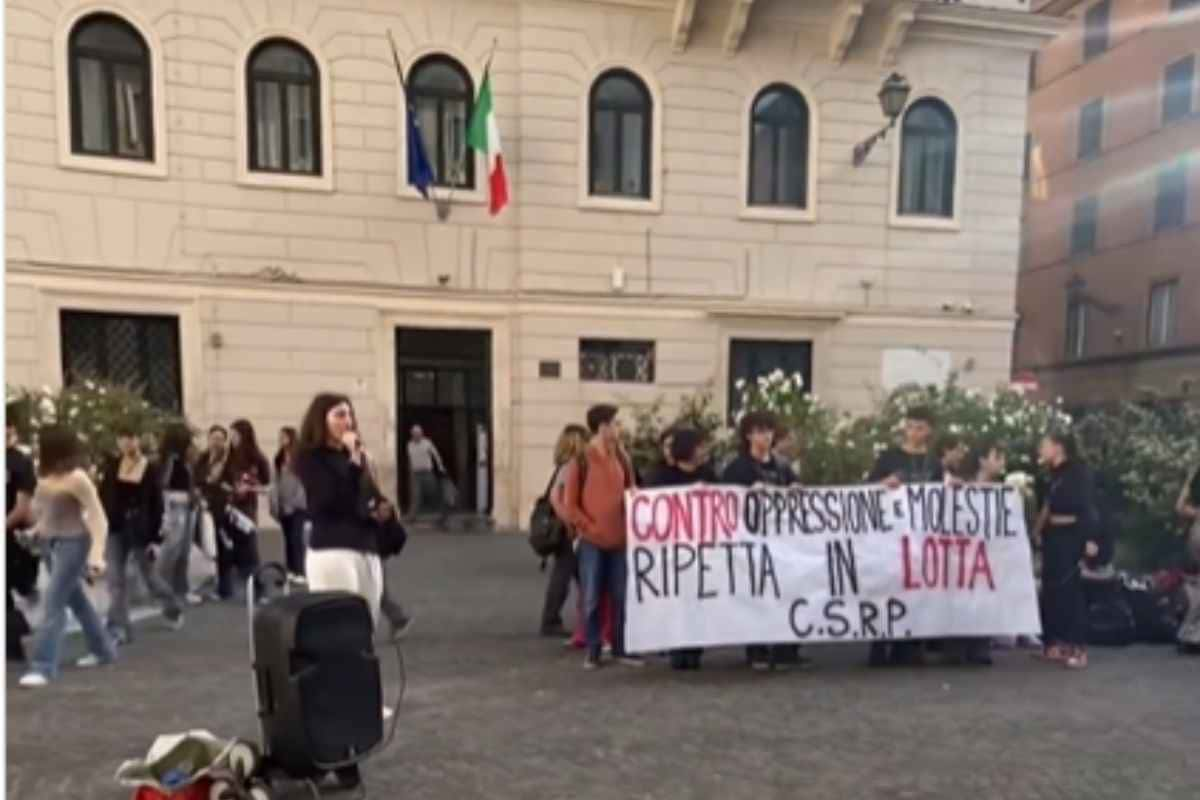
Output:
[
  {"xmin": 969, "ymin": 542, "xmax": 996, "ymax": 590},
  {"xmin": 631, "ymin": 495, "xmax": 651, "ymax": 541},
  {"xmin": 901, "ymin": 536, "xmax": 919, "ymax": 590},
  {"xmin": 921, "ymin": 538, "xmax": 939, "ymax": 586},
  {"xmin": 955, "ymin": 537, "xmax": 971, "ymax": 588},
  {"xmin": 668, "ymin": 494, "xmax": 693, "ymax": 542},
  {"xmin": 901, "ymin": 536, "xmax": 997, "ymax": 591}
]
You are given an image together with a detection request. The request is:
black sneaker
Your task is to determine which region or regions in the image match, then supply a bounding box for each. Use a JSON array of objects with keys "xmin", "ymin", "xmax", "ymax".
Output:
[{"xmin": 540, "ymin": 622, "xmax": 568, "ymax": 638}]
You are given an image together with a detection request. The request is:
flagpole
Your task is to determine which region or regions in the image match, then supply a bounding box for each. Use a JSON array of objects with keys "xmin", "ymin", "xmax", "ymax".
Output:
[
  {"xmin": 387, "ymin": 29, "xmax": 439, "ymax": 209},
  {"xmin": 444, "ymin": 37, "xmax": 501, "ymax": 209}
]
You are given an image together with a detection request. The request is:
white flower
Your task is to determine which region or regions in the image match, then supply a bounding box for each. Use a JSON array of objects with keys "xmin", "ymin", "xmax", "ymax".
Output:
[
  {"xmin": 84, "ymin": 380, "xmax": 96, "ymax": 390},
  {"xmin": 735, "ymin": 379, "xmax": 746, "ymax": 390},
  {"xmin": 98, "ymin": 387, "xmax": 107, "ymax": 396}
]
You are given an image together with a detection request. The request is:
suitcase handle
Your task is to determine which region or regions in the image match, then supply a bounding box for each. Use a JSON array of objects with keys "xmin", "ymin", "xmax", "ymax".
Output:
[{"xmin": 253, "ymin": 664, "xmax": 273, "ymax": 716}]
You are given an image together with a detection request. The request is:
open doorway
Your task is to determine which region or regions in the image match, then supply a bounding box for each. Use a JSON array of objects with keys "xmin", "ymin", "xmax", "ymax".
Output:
[{"xmin": 395, "ymin": 328, "xmax": 493, "ymax": 520}]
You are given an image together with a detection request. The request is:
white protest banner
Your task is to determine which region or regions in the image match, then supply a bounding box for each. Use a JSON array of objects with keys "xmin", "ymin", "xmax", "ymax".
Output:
[{"xmin": 624, "ymin": 483, "xmax": 1041, "ymax": 653}]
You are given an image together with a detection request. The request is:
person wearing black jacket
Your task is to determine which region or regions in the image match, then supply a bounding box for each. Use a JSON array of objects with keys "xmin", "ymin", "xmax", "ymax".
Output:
[
  {"xmin": 7, "ymin": 414, "xmax": 38, "ymax": 662},
  {"xmin": 101, "ymin": 426, "xmax": 183, "ymax": 644},
  {"xmin": 295, "ymin": 394, "xmax": 384, "ymax": 620},
  {"xmin": 721, "ymin": 411, "xmax": 806, "ymax": 671},
  {"xmin": 1037, "ymin": 430, "xmax": 1094, "ymax": 671},
  {"xmin": 293, "ymin": 393, "xmax": 389, "ymax": 793},
  {"xmin": 867, "ymin": 406, "xmax": 944, "ymax": 668},
  {"xmin": 653, "ymin": 428, "xmax": 717, "ymax": 670},
  {"xmin": 195, "ymin": 426, "xmax": 238, "ymax": 600}
]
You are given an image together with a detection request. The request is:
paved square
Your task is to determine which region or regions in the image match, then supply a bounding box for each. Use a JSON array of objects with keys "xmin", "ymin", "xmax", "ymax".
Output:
[{"xmin": 7, "ymin": 532, "xmax": 1199, "ymax": 799}]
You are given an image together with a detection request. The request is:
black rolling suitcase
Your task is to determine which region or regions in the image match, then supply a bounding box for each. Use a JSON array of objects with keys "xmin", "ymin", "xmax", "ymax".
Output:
[{"xmin": 212, "ymin": 563, "xmax": 400, "ymax": 799}]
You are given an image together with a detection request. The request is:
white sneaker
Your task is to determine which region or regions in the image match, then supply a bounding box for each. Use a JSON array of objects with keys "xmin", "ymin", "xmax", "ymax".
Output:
[
  {"xmin": 76, "ymin": 654, "xmax": 104, "ymax": 668},
  {"xmin": 19, "ymin": 672, "xmax": 48, "ymax": 688},
  {"xmin": 382, "ymin": 705, "xmax": 394, "ymax": 721},
  {"xmin": 185, "ymin": 593, "xmax": 204, "ymax": 606}
]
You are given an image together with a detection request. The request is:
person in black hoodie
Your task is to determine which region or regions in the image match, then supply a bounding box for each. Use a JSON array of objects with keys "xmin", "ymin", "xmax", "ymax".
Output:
[
  {"xmin": 721, "ymin": 411, "xmax": 806, "ymax": 671},
  {"xmin": 1037, "ymin": 430, "xmax": 1094, "ymax": 671},
  {"xmin": 7, "ymin": 413, "xmax": 38, "ymax": 662},
  {"xmin": 652, "ymin": 428, "xmax": 717, "ymax": 670},
  {"xmin": 100, "ymin": 426, "xmax": 182, "ymax": 644},
  {"xmin": 866, "ymin": 405, "xmax": 944, "ymax": 668}
]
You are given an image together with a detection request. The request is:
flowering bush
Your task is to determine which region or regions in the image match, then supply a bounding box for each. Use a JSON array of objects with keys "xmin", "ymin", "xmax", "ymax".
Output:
[
  {"xmin": 627, "ymin": 372, "xmax": 1196, "ymax": 568},
  {"xmin": 6, "ymin": 379, "xmax": 186, "ymax": 470}
]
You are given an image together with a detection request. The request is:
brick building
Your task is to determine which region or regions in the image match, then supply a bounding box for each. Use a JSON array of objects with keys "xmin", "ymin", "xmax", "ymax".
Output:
[
  {"xmin": 5, "ymin": 0, "xmax": 1057, "ymax": 526},
  {"xmin": 1017, "ymin": 0, "xmax": 1200, "ymax": 405}
]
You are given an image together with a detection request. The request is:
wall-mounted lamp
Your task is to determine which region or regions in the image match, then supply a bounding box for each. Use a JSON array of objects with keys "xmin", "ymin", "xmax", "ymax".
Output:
[{"xmin": 852, "ymin": 73, "xmax": 911, "ymax": 167}]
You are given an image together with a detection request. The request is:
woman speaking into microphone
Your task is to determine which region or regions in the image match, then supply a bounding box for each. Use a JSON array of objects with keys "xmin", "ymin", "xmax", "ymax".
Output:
[{"xmin": 294, "ymin": 393, "xmax": 386, "ymax": 624}]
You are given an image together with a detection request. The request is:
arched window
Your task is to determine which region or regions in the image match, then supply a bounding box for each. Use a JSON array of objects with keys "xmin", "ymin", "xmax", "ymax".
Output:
[
  {"xmin": 589, "ymin": 69, "xmax": 652, "ymax": 199},
  {"xmin": 247, "ymin": 39, "xmax": 321, "ymax": 174},
  {"xmin": 409, "ymin": 55, "xmax": 475, "ymax": 189},
  {"xmin": 68, "ymin": 14, "xmax": 153, "ymax": 160},
  {"xmin": 748, "ymin": 84, "xmax": 810, "ymax": 207},
  {"xmin": 898, "ymin": 98, "xmax": 957, "ymax": 218}
]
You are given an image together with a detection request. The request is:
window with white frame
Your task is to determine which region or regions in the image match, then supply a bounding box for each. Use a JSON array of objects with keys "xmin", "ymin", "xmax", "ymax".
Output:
[
  {"xmin": 1065, "ymin": 297, "xmax": 1087, "ymax": 360},
  {"xmin": 1163, "ymin": 56, "xmax": 1195, "ymax": 124},
  {"xmin": 589, "ymin": 70, "xmax": 653, "ymax": 199},
  {"xmin": 898, "ymin": 98, "xmax": 957, "ymax": 218},
  {"xmin": 68, "ymin": 14, "xmax": 153, "ymax": 161},
  {"xmin": 747, "ymin": 84, "xmax": 810, "ymax": 208},
  {"xmin": 247, "ymin": 39, "xmax": 321, "ymax": 175},
  {"xmin": 408, "ymin": 54, "xmax": 475, "ymax": 189},
  {"xmin": 1147, "ymin": 281, "xmax": 1178, "ymax": 348}
]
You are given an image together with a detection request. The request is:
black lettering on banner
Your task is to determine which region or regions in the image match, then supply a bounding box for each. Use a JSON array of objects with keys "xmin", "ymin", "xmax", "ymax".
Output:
[
  {"xmin": 672, "ymin": 543, "xmax": 696, "ymax": 596},
  {"xmin": 743, "ymin": 490, "xmax": 761, "ymax": 534},
  {"xmin": 789, "ymin": 598, "xmax": 813, "ymax": 638},
  {"xmin": 859, "ymin": 600, "xmax": 880, "ymax": 638},
  {"xmin": 834, "ymin": 539, "xmax": 859, "ymax": 595},
  {"xmin": 633, "ymin": 547, "xmax": 658, "ymax": 603},
  {"xmin": 874, "ymin": 488, "xmax": 894, "ymax": 533},
  {"xmin": 886, "ymin": 597, "xmax": 908, "ymax": 638},
  {"xmin": 822, "ymin": 490, "xmax": 842, "ymax": 533},
  {"xmin": 906, "ymin": 485, "xmax": 927, "ymax": 531},
  {"xmin": 825, "ymin": 599, "xmax": 851, "ymax": 638},
  {"xmin": 759, "ymin": 545, "xmax": 781, "ymax": 599},
  {"xmin": 697, "ymin": 544, "xmax": 717, "ymax": 600},
  {"xmin": 724, "ymin": 542, "xmax": 739, "ymax": 596},
  {"xmin": 771, "ymin": 492, "xmax": 787, "ymax": 535},
  {"xmin": 1001, "ymin": 486, "xmax": 1019, "ymax": 538},
  {"xmin": 928, "ymin": 486, "xmax": 945, "ymax": 534}
]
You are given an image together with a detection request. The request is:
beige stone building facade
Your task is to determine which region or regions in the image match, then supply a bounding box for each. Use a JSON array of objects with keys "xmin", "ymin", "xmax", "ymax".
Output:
[{"xmin": 4, "ymin": 0, "xmax": 1058, "ymax": 526}]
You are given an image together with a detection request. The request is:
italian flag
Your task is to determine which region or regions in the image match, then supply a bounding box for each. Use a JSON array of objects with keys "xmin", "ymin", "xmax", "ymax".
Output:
[{"xmin": 467, "ymin": 68, "xmax": 509, "ymax": 215}]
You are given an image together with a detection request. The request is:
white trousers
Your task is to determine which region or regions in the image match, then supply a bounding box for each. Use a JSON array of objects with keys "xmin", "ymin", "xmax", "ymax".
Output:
[{"xmin": 305, "ymin": 548, "xmax": 383, "ymax": 626}]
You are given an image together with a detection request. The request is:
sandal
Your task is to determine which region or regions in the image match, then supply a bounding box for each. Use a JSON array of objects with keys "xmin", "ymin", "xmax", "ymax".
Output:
[{"xmin": 1034, "ymin": 645, "xmax": 1068, "ymax": 662}]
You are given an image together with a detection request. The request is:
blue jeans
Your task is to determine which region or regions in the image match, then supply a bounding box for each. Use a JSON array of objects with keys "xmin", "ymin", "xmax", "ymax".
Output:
[
  {"xmin": 161, "ymin": 493, "xmax": 196, "ymax": 597},
  {"xmin": 578, "ymin": 540, "xmax": 627, "ymax": 659},
  {"xmin": 29, "ymin": 536, "xmax": 116, "ymax": 680}
]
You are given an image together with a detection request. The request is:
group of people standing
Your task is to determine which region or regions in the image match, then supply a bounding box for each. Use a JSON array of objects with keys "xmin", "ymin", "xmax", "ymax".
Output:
[
  {"xmin": 4, "ymin": 394, "xmax": 420, "ymax": 698},
  {"xmin": 536, "ymin": 402, "xmax": 1115, "ymax": 673}
]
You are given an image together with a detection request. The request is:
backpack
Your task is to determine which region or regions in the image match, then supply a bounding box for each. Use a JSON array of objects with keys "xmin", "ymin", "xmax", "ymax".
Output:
[
  {"xmin": 528, "ymin": 458, "xmax": 588, "ymax": 559},
  {"xmin": 529, "ymin": 469, "xmax": 567, "ymax": 558}
]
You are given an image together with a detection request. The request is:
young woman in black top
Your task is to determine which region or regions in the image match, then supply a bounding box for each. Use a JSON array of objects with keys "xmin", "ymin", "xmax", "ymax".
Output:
[
  {"xmin": 158, "ymin": 423, "xmax": 200, "ymax": 603},
  {"xmin": 228, "ymin": 419, "xmax": 270, "ymax": 592},
  {"xmin": 722, "ymin": 411, "xmax": 804, "ymax": 671},
  {"xmin": 100, "ymin": 426, "xmax": 182, "ymax": 644},
  {"xmin": 1037, "ymin": 430, "xmax": 1093, "ymax": 670}
]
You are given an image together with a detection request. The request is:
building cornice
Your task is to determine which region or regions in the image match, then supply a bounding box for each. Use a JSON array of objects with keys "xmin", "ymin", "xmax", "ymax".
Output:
[{"xmin": 7, "ymin": 261, "xmax": 1017, "ymax": 325}]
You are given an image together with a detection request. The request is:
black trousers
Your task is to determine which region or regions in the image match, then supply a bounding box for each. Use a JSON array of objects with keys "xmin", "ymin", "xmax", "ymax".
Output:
[
  {"xmin": 541, "ymin": 537, "xmax": 577, "ymax": 629},
  {"xmin": 216, "ymin": 520, "xmax": 261, "ymax": 599},
  {"xmin": 1041, "ymin": 530, "xmax": 1086, "ymax": 647},
  {"xmin": 280, "ymin": 513, "xmax": 307, "ymax": 577}
]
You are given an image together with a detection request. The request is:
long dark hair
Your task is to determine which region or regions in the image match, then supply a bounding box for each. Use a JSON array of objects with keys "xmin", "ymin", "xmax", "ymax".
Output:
[
  {"xmin": 275, "ymin": 426, "xmax": 298, "ymax": 472},
  {"xmin": 298, "ymin": 393, "xmax": 352, "ymax": 453},
  {"xmin": 229, "ymin": 419, "xmax": 266, "ymax": 474},
  {"xmin": 160, "ymin": 423, "xmax": 194, "ymax": 460},
  {"xmin": 1044, "ymin": 429, "xmax": 1079, "ymax": 463},
  {"xmin": 37, "ymin": 425, "xmax": 84, "ymax": 477}
]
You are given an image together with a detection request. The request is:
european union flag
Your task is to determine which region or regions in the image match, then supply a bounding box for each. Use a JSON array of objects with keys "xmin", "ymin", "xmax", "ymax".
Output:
[{"xmin": 407, "ymin": 109, "xmax": 434, "ymax": 198}]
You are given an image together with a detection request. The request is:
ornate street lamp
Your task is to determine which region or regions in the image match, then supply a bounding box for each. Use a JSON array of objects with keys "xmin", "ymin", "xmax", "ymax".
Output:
[{"xmin": 851, "ymin": 72, "xmax": 912, "ymax": 167}]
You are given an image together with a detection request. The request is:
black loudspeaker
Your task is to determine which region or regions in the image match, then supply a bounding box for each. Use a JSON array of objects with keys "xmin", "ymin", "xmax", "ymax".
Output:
[{"xmin": 252, "ymin": 591, "xmax": 383, "ymax": 777}]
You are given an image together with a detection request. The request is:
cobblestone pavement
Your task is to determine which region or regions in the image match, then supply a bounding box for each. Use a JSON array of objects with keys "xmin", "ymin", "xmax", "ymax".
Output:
[{"xmin": 7, "ymin": 531, "xmax": 1199, "ymax": 800}]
